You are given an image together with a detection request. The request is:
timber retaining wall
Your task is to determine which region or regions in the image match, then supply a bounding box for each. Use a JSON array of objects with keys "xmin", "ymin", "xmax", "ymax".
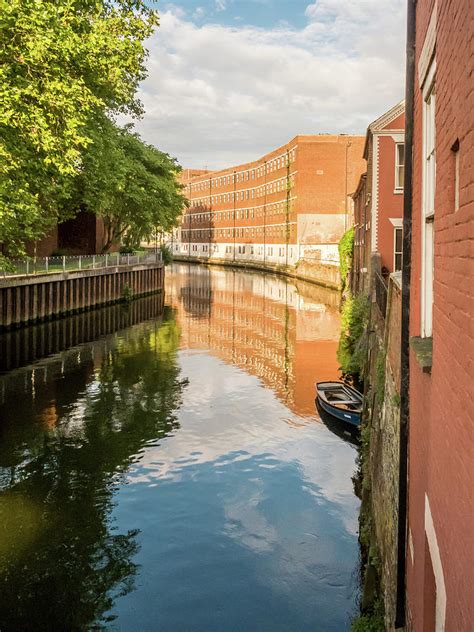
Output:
[{"xmin": 0, "ymin": 264, "xmax": 164, "ymax": 331}]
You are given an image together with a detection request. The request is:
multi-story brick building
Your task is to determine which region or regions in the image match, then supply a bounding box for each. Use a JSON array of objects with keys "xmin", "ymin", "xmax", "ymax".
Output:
[
  {"xmin": 175, "ymin": 135, "xmax": 365, "ymax": 268},
  {"xmin": 352, "ymin": 101, "xmax": 405, "ymax": 293},
  {"xmin": 402, "ymin": 1, "xmax": 473, "ymax": 630}
]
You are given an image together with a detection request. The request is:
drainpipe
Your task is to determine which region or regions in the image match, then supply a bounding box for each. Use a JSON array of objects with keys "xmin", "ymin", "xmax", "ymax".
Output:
[{"xmin": 395, "ymin": 0, "xmax": 415, "ymax": 627}]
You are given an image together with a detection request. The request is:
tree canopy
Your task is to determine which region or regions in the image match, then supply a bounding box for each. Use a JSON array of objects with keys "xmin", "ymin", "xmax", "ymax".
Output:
[
  {"xmin": 0, "ymin": 0, "xmax": 184, "ymax": 258},
  {"xmin": 71, "ymin": 116, "xmax": 187, "ymax": 252}
]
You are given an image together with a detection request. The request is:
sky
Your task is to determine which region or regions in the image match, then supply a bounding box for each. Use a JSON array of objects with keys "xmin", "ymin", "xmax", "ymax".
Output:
[{"xmin": 133, "ymin": 0, "xmax": 407, "ymax": 169}]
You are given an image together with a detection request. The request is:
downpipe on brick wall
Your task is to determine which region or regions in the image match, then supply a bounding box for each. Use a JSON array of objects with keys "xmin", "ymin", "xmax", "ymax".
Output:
[{"xmin": 395, "ymin": 0, "xmax": 416, "ymax": 628}]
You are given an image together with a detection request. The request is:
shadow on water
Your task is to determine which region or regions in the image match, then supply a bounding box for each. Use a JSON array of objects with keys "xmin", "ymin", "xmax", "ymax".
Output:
[
  {"xmin": 0, "ymin": 293, "xmax": 165, "ymax": 374},
  {"xmin": 0, "ymin": 299, "xmax": 188, "ymax": 630},
  {"xmin": 315, "ymin": 399, "xmax": 360, "ymax": 447}
]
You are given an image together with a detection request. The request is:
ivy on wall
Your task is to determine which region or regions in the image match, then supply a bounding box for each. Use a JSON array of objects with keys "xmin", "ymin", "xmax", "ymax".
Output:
[{"xmin": 338, "ymin": 227, "xmax": 354, "ymax": 292}]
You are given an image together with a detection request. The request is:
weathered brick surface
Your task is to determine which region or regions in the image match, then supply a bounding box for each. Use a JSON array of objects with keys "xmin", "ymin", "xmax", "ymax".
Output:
[
  {"xmin": 407, "ymin": 0, "xmax": 474, "ymax": 630},
  {"xmin": 368, "ymin": 275, "xmax": 402, "ymax": 629}
]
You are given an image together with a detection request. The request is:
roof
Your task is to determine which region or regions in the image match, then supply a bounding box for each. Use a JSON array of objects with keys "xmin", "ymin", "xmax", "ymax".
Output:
[{"xmin": 363, "ymin": 100, "xmax": 406, "ymax": 159}]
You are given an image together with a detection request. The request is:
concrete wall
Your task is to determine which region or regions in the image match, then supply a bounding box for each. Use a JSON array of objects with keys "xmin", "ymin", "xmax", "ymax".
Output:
[{"xmin": 0, "ymin": 264, "xmax": 164, "ymax": 330}]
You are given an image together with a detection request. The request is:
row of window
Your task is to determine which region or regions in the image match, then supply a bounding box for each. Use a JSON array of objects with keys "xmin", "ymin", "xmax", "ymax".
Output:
[
  {"xmin": 190, "ymin": 176, "xmax": 295, "ymax": 204},
  {"xmin": 189, "ymin": 149, "xmax": 297, "ymax": 192},
  {"xmin": 182, "ymin": 224, "xmax": 296, "ymax": 240},
  {"xmin": 184, "ymin": 202, "xmax": 294, "ymax": 224},
  {"xmin": 181, "ymin": 243, "xmax": 295, "ymax": 258}
]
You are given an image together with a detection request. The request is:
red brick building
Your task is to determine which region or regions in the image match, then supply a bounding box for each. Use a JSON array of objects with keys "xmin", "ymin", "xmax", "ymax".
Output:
[
  {"xmin": 404, "ymin": 1, "xmax": 474, "ymax": 630},
  {"xmin": 176, "ymin": 135, "xmax": 365, "ymax": 268},
  {"xmin": 25, "ymin": 212, "xmax": 119, "ymax": 257},
  {"xmin": 352, "ymin": 101, "xmax": 405, "ymax": 293}
]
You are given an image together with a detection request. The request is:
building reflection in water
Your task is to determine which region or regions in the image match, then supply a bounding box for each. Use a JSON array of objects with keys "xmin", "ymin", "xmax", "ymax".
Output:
[{"xmin": 166, "ymin": 263, "xmax": 341, "ymax": 418}]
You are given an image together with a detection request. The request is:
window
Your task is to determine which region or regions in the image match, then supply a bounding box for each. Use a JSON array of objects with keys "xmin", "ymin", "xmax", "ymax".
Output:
[
  {"xmin": 422, "ymin": 68, "xmax": 436, "ymax": 338},
  {"xmin": 452, "ymin": 139, "xmax": 460, "ymax": 212},
  {"xmin": 394, "ymin": 227, "xmax": 403, "ymax": 271},
  {"xmin": 395, "ymin": 143, "xmax": 405, "ymax": 190}
]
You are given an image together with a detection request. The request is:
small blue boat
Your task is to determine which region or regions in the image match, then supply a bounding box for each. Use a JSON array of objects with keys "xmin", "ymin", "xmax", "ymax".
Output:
[{"xmin": 315, "ymin": 381, "xmax": 363, "ymax": 426}]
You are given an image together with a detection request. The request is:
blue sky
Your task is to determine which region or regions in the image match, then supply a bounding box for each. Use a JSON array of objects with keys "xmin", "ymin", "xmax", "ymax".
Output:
[
  {"xmin": 158, "ymin": 0, "xmax": 311, "ymax": 29},
  {"xmin": 135, "ymin": 1, "xmax": 406, "ymax": 169}
]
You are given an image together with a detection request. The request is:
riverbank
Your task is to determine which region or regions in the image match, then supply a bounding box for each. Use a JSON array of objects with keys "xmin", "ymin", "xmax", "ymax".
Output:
[
  {"xmin": 172, "ymin": 254, "xmax": 341, "ymax": 290},
  {"xmin": 0, "ymin": 262, "xmax": 164, "ymax": 331}
]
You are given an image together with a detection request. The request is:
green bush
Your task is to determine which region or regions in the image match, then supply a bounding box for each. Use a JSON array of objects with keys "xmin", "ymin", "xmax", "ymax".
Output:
[
  {"xmin": 160, "ymin": 244, "xmax": 173, "ymax": 265},
  {"xmin": 337, "ymin": 291, "xmax": 370, "ymax": 378},
  {"xmin": 350, "ymin": 611, "xmax": 384, "ymax": 632}
]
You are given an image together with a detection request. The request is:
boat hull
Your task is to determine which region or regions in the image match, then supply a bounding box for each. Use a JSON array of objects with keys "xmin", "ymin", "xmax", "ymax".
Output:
[{"xmin": 317, "ymin": 395, "xmax": 361, "ymax": 426}]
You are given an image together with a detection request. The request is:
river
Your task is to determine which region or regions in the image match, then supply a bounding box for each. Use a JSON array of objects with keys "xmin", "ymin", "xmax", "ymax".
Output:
[{"xmin": 0, "ymin": 263, "xmax": 360, "ymax": 631}]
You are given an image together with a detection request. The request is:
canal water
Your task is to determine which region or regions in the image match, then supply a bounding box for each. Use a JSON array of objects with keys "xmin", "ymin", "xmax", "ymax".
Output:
[{"xmin": 0, "ymin": 264, "xmax": 360, "ymax": 631}]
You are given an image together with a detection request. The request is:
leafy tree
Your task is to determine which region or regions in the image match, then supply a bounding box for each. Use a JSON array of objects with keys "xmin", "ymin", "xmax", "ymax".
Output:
[
  {"xmin": 0, "ymin": 0, "xmax": 158, "ymax": 258},
  {"xmin": 73, "ymin": 117, "xmax": 188, "ymax": 252}
]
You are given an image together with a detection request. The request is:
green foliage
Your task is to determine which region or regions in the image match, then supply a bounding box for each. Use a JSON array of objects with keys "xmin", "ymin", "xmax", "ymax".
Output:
[
  {"xmin": 70, "ymin": 116, "xmax": 187, "ymax": 251},
  {"xmin": 337, "ymin": 291, "xmax": 370, "ymax": 378},
  {"xmin": 121, "ymin": 284, "xmax": 133, "ymax": 303},
  {"xmin": 338, "ymin": 227, "xmax": 354, "ymax": 290},
  {"xmin": 0, "ymin": 0, "xmax": 158, "ymax": 257},
  {"xmin": 350, "ymin": 608, "xmax": 384, "ymax": 632},
  {"xmin": 160, "ymin": 244, "xmax": 173, "ymax": 265}
]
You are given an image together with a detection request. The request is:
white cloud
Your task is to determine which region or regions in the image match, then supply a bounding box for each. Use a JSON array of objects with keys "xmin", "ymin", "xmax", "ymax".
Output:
[
  {"xmin": 132, "ymin": 3, "xmax": 406, "ymax": 169},
  {"xmin": 193, "ymin": 6, "xmax": 206, "ymax": 19},
  {"xmin": 215, "ymin": 0, "xmax": 227, "ymax": 11}
]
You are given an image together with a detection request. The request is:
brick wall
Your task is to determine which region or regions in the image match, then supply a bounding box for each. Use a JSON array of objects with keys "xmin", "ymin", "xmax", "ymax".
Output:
[
  {"xmin": 407, "ymin": 1, "xmax": 474, "ymax": 630},
  {"xmin": 25, "ymin": 226, "xmax": 58, "ymax": 257}
]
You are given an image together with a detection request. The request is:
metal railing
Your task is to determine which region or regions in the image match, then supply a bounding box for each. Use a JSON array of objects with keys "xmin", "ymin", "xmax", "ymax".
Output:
[
  {"xmin": 1, "ymin": 250, "xmax": 162, "ymax": 279},
  {"xmin": 374, "ymin": 271, "xmax": 388, "ymax": 318}
]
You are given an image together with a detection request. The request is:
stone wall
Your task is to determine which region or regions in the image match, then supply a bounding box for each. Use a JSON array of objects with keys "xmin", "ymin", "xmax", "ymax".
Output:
[
  {"xmin": 358, "ymin": 271, "xmax": 402, "ymax": 630},
  {"xmin": 173, "ymin": 255, "xmax": 341, "ymax": 290},
  {"xmin": 369, "ymin": 274, "xmax": 402, "ymax": 628}
]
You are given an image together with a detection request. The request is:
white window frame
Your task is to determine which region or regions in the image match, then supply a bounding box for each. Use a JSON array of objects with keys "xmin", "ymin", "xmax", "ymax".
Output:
[
  {"xmin": 395, "ymin": 143, "xmax": 405, "ymax": 191},
  {"xmin": 394, "ymin": 227, "xmax": 403, "ymax": 271},
  {"xmin": 421, "ymin": 60, "xmax": 436, "ymax": 338}
]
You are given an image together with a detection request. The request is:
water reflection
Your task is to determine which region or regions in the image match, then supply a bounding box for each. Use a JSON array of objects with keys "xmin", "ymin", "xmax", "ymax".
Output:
[
  {"xmin": 168, "ymin": 263, "xmax": 341, "ymax": 417},
  {"xmin": 0, "ymin": 265, "xmax": 359, "ymax": 632},
  {"xmin": 0, "ymin": 304, "xmax": 186, "ymax": 630}
]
